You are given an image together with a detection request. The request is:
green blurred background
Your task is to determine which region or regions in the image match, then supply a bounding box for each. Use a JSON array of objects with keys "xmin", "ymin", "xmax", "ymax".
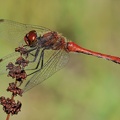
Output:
[{"xmin": 0, "ymin": 0, "xmax": 120, "ymax": 120}]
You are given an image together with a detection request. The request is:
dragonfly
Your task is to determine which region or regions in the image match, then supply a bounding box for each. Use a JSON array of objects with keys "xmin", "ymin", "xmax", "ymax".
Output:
[{"xmin": 0, "ymin": 19, "xmax": 120, "ymax": 92}]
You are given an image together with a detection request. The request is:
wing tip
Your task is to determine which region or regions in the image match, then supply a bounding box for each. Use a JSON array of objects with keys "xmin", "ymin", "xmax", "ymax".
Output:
[
  {"xmin": 0, "ymin": 19, "xmax": 5, "ymax": 22},
  {"xmin": 0, "ymin": 58, "xmax": 3, "ymax": 62}
]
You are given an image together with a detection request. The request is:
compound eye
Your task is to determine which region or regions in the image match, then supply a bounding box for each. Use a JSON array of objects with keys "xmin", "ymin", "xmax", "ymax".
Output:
[{"xmin": 24, "ymin": 30, "xmax": 37, "ymax": 46}]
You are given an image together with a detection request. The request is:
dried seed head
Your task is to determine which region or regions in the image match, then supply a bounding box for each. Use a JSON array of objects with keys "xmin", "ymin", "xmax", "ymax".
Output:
[
  {"xmin": 7, "ymin": 83, "xmax": 23, "ymax": 96},
  {"xmin": 0, "ymin": 97, "xmax": 22, "ymax": 115}
]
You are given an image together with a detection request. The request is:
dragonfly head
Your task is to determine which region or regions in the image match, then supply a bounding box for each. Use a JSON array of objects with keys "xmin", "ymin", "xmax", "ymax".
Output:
[{"xmin": 24, "ymin": 30, "xmax": 37, "ymax": 47}]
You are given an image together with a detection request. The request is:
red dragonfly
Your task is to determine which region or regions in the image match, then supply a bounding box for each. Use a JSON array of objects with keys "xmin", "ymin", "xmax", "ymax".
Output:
[{"xmin": 0, "ymin": 19, "xmax": 120, "ymax": 92}]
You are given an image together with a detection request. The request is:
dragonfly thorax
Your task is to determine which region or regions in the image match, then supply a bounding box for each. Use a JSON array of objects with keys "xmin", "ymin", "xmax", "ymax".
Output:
[{"xmin": 37, "ymin": 31, "xmax": 67, "ymax": 50}]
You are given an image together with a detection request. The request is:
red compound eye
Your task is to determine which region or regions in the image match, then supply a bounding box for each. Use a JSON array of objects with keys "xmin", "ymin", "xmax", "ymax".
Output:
[{"xmin": 24, "ymin": 30, "xmax": 37, "ymax": 46}]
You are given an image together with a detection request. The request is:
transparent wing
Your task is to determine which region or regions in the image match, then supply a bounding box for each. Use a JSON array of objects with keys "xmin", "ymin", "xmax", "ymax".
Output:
[
  {"xmin": 0, "ymin": 19, "xmax": 51, "ymax": 47},
  {"xmin": 0, "ymin": 19, "xmax": 51, "ymax": 74},
  {"xmin": 0, "ymin": 48, "xmax": 54, "ymax": 74},
  {"xmin": 23, "ymin": 50, "xmax": 69, "ymax": 92}
]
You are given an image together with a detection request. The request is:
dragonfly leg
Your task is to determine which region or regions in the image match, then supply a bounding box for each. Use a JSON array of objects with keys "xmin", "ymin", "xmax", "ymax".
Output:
[
  {"xmin": 27, "ymin": 65, "xmax": 42, "ymax": 76},
  {"xmin": 35, "ymin": 48, "xmax": 45, "ymax": 69},
  {"xmin": 29, "ymin": 48, "xmax": 40, "ymax": 63},
  {"xmin": 27, "ymin": 48, "xmax": 45, "ymax": 71}
]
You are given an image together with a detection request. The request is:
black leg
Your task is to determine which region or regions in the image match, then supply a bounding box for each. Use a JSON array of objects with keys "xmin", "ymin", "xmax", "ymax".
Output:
[
  {"xmin": 35, "ymin": 48, "xmax": 45, "ymax": 69},
  {"xmin": 27, "ymin": 48, "xmax": 45, "ymax": 71},
  {"xmin": 29, "ymin": 48, "xmax": 40, "ymax": 62},
  {"xmin": 24, "ymin": 47, "xmax": 37, "ymax": 59}
]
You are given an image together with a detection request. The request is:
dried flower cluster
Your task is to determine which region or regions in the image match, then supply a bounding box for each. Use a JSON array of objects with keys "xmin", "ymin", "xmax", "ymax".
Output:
[
  {"xmin": 0, "ymin": 46, "xmax": 29, "ymax": 119},
  {"xmin": 7, "ymin": 83, "xmax": 23, "ymax": 96},
  {"xmin": 0, "ymin": 97, "xmax": 22, "ymax": 115}
]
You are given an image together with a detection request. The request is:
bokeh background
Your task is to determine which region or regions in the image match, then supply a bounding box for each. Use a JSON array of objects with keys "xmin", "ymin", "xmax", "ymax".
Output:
[{"xmin": 0, "ymin": 0, "xmax": 120, "ymax": 120}]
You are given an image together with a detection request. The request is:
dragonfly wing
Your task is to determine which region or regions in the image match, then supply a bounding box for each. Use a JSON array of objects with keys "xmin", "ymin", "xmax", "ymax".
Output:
[
  {"xmin": 23, "ymin": 50, "xmax": 69, "ymax": 92},
  {"xmin": 0, "ymin": 19, "xmax": 51, "ymax": 74},
  {"xmin": 0, "ymin": 49, "xmax": 40, "ymax": 75},
  {"xmin": 0, "ymin": 19, "xmax": 51, "ymax": 47}
]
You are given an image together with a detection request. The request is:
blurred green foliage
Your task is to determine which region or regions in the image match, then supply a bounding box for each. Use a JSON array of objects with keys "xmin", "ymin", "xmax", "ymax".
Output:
[{"xmin": 0, "ymin": 0, "xmax": 120, "ymax": 120}]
